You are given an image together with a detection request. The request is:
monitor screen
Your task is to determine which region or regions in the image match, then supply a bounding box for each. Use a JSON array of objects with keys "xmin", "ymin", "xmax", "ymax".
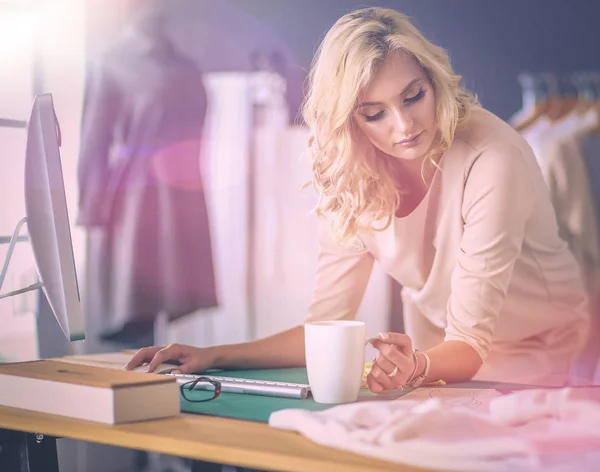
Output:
[{"xmin": 24, "ymin": 93, "xmax": 85, "ymax": 341}]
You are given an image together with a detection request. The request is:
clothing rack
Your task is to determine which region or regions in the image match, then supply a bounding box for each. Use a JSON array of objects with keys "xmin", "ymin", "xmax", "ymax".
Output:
[
  {"xmin": 510, "ymin": 70, "xmax": 600, "ymax": 129},
  {"xmin": 511, "ymin": 69, "xmax": 600, "ymax": 385}
]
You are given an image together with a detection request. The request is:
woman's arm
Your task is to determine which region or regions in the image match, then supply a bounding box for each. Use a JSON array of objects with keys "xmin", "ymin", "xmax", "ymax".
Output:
[
  {"xmin": 209, "ymin": 325, "xmax": 306, "ymax": 370},
  {"xmin": 369, "ymin": 144, "xmax": 537, "ymax": 390},
  {"xmin": 422, "ymin": 341, "xmax": 482, "ymax": 383},
  {"xmin": 126, "ymin": 326, "xmax": 306, "ymax": 374},
  {"xmin": 442, "ymin": 143, "xmax": 536, "ymax": 371},
  {"xmin": 368, "ymin": 335, "xmax": 482, "ymax": 392},
  {"xmin": 127, "ymin": 218, "xmax": 375, "ymax": 373},
  {"xmin": 304, "ymin": 217, "xmax": 375, "ymax": 322},
  {"xmin": 212, "ymin": 220, "xmax": 375, "ymax": 368}
]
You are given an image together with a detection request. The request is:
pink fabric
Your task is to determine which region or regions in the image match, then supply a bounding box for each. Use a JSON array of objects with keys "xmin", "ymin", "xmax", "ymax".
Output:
[{"xmin": 269, "ymin": 388, "xmax": 600, "ymax": 471}]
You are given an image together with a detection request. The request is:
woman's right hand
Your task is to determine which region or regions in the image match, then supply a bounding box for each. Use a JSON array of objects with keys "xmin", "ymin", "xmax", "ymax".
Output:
[{"xmin": 124, "ymin": 343, "xmax": 216, "ymax": 374}]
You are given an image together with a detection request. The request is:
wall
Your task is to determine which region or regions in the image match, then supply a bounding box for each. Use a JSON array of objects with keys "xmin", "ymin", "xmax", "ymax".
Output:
[
  {"xmin": 6, "ymin": 0, "xmax": 599, "ymax": 360},
  {"xmin": 228, "ymin": 0, "xmax": 600, "ymax": 121},
  {"xmin": 0, "ymin": 6, "xmax": 36, "ymax": 360},
  {"xmin": 0, "ymin": 0, "xmax": 85, "ymax": 361}
]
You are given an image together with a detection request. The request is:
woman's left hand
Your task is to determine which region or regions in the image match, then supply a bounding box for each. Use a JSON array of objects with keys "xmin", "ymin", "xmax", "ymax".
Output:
[{"xmin": 367, "ymin": 332, "xmax": 416, "ymax": 393}]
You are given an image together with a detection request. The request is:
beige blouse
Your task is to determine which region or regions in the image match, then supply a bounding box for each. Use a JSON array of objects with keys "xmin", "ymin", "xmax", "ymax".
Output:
[{"xmin": 305, "ymin": 107, "xmax": 590, "ymax": 386}]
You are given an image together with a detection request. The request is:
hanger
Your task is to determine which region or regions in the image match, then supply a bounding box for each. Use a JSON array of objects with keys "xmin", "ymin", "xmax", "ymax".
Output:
[
  {"xmin": 512, "ymin": 72, "xmax": 551, "ymax": 132},
  {"xmin": 572, "ymin": 71, "xmax": 600, "ymax": 134},
  {"xmin": 534, "ymin": 72, "xmax": 572, "ymax": 124},
  {"xmin": 588, "ymin": 72, "xmax": 600, "ymax": 134},
  {"xmin": 571, "ymin": 72, "xmax": 594, "ymax": 114},
  {"xmin": 548, "ymin": 74, "xmax": 580, "ymax": 122}
]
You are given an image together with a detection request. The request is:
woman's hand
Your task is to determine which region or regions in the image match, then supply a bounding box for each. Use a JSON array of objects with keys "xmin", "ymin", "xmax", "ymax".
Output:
[
  {"xmin": 124, "ymin": 343, "xmax": 216, "ymax": 374},
  {"xmin": 367, "ymin": 332, "xmax": 417, "ymax": 393}
]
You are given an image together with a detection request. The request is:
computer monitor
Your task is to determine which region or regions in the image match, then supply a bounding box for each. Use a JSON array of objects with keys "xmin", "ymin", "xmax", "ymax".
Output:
[{"xmin": 0, "ymin": 93, "xmax": 85, "ymax": 342}]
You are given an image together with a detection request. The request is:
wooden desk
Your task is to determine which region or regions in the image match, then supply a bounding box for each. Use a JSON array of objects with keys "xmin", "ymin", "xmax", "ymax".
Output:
[{"xmin": 0, "ymin": 397, "xmax": 425, "ymax": 472}]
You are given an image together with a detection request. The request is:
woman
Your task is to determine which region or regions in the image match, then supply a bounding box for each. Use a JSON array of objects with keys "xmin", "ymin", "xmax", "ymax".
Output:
[{"xmin": 126, "ymin": 7, "xmax": 589, "ymax": 388}]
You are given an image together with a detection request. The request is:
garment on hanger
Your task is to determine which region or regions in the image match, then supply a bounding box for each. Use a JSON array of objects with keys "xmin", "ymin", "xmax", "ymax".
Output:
[
  {"xmin": 77, "ymin": 15, "xmax": 218, "ymax": 343},
  {"xmin": 509, "ymin": 72, "xmax": 551, "ymax": 132},
  {"xmin": 578, "ymin": 129, "xmax": 600, "ymax": 384},
  {"xmin": 517, "ymin": 73, "xmax": 600, "ymax": 383},
  {"xmin": 522, "ymin": 118, "xmax": 599, "ymax": 284},
  {"xmin": 573, "ymin": 74, "xmax": 600, "ymax": 383}
]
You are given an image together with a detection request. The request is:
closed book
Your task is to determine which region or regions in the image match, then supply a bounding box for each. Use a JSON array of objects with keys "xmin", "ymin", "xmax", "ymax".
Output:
[{"xmin": 0, "ymin": 359, "xmax": 179, "ymax": 424}]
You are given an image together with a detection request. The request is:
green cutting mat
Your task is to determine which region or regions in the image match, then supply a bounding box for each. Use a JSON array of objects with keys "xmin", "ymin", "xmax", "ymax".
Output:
[
  {"xmin": 178, "ymin": 367, "xmax": 536, "ymax": 423},
  {"xmin": 179, "ymin": 367, "xmax": 382, "ymax": 422}
]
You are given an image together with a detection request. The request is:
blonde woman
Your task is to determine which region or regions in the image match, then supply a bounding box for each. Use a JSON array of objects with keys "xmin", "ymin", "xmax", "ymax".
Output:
[{"xmin": 126, "ymin": 7, "xmax": 590, "ymax": 388}]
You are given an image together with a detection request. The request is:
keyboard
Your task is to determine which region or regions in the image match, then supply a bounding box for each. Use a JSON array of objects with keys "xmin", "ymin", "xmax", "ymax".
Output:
[{"xmin": 166, "ymin": 373, "xmax": 311, "ymax": 399}]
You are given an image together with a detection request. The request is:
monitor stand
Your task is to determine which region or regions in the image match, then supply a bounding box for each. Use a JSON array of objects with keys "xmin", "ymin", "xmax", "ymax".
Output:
[
  {"xmin": 1, "ymin": 216, "xmax": 74, "ymax": 359},
  {"xmin": 0, "ymin": 217, "xmax": 42, "ymax": 300}
]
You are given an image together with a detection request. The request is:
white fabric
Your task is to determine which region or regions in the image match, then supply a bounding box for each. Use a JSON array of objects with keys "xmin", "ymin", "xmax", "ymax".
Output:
[{"xmin": 269, "ymin": 388, "xmax": 600, "ymax": 472}]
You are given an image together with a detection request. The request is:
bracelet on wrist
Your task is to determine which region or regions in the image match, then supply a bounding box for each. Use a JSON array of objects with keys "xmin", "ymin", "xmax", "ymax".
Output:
[
  {"xmin": 405, "ymin": 350, "xmax": 419, "ymax": 383},
  {"xmin": 396, "ymin": 350, "xmax": 430, "ymax": 391},
  {"xmin": 406, "ymin": 350, "xmax": 430, "ymax": 388}
]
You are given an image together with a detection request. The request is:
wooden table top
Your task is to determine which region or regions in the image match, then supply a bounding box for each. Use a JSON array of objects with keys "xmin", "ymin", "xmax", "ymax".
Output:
[{"xmin": 0, "ymin": 404, "xmax": 428, "ymax": 472}]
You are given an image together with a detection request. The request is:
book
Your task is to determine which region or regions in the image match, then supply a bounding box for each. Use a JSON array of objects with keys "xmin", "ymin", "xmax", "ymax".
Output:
[
  {"xmin": 57, "ymin": 352, "xmax": 182, "ymax": 374},
  {"xmin": 0, "ymin": 359, "xmax": 180, "ymax": 424}
]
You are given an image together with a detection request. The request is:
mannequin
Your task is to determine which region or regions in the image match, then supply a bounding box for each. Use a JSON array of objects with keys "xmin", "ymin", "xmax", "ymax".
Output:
[
  {"xmin": 77, "ymin": 5, "xmax": 219, "ymax": 472},
  {"xmin": 77, "ymin": 5, "xmax": 218, "ymax": 348}
]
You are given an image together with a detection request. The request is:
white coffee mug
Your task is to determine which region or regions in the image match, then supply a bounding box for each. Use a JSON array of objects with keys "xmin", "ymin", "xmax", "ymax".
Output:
[{"xmin": 304, "ymin": 320, "xmax": 367, "ymax": 404}]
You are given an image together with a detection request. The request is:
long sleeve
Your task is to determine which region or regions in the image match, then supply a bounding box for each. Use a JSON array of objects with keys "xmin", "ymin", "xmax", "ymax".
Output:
[
  {"xmin": 76, "ymin": 60, "xmax": 121, "ymax": 227},
  {"xmin": 305, "ymin": 218, "xmax": 375, "ymax": 322},
  {"xmin": 444, "ymin": 145, "xmax": 536, "ymax": 361}
]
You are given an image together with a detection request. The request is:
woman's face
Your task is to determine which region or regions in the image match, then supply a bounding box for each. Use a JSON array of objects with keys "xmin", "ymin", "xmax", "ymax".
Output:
[{"xmin": 354, "ymin": 52, "xmax": 437, "ymax": 162}]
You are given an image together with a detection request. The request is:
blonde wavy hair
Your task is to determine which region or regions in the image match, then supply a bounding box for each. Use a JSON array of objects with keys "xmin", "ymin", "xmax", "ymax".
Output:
[{"xmin": 303, "ymin": 7, "xmax": 478, "ymax": 244}]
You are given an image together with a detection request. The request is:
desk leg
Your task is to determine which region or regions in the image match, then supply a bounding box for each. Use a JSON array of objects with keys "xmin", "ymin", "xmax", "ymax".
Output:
[{"xmin": 0, "ymin": 429, "xmax": 59, "ymax": 472}]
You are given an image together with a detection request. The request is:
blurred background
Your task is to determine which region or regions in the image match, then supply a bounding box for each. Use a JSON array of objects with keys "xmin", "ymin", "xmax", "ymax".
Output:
[{"xmin": 1, "ymin": 0, "xmax": 600, "ymax": 470}]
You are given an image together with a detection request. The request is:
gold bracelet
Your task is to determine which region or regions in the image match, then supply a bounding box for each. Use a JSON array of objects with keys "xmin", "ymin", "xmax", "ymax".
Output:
[
  {"xmin": 405, "ymin": 351, "xmax": 431, "ymax": 389},
  {"xmin": 406, "ymin": 350, "xmax": 420, "ymax": 383},
  {"xmin": 395, "ymin": 350, "xmax": 420, "ymax": 391}
]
